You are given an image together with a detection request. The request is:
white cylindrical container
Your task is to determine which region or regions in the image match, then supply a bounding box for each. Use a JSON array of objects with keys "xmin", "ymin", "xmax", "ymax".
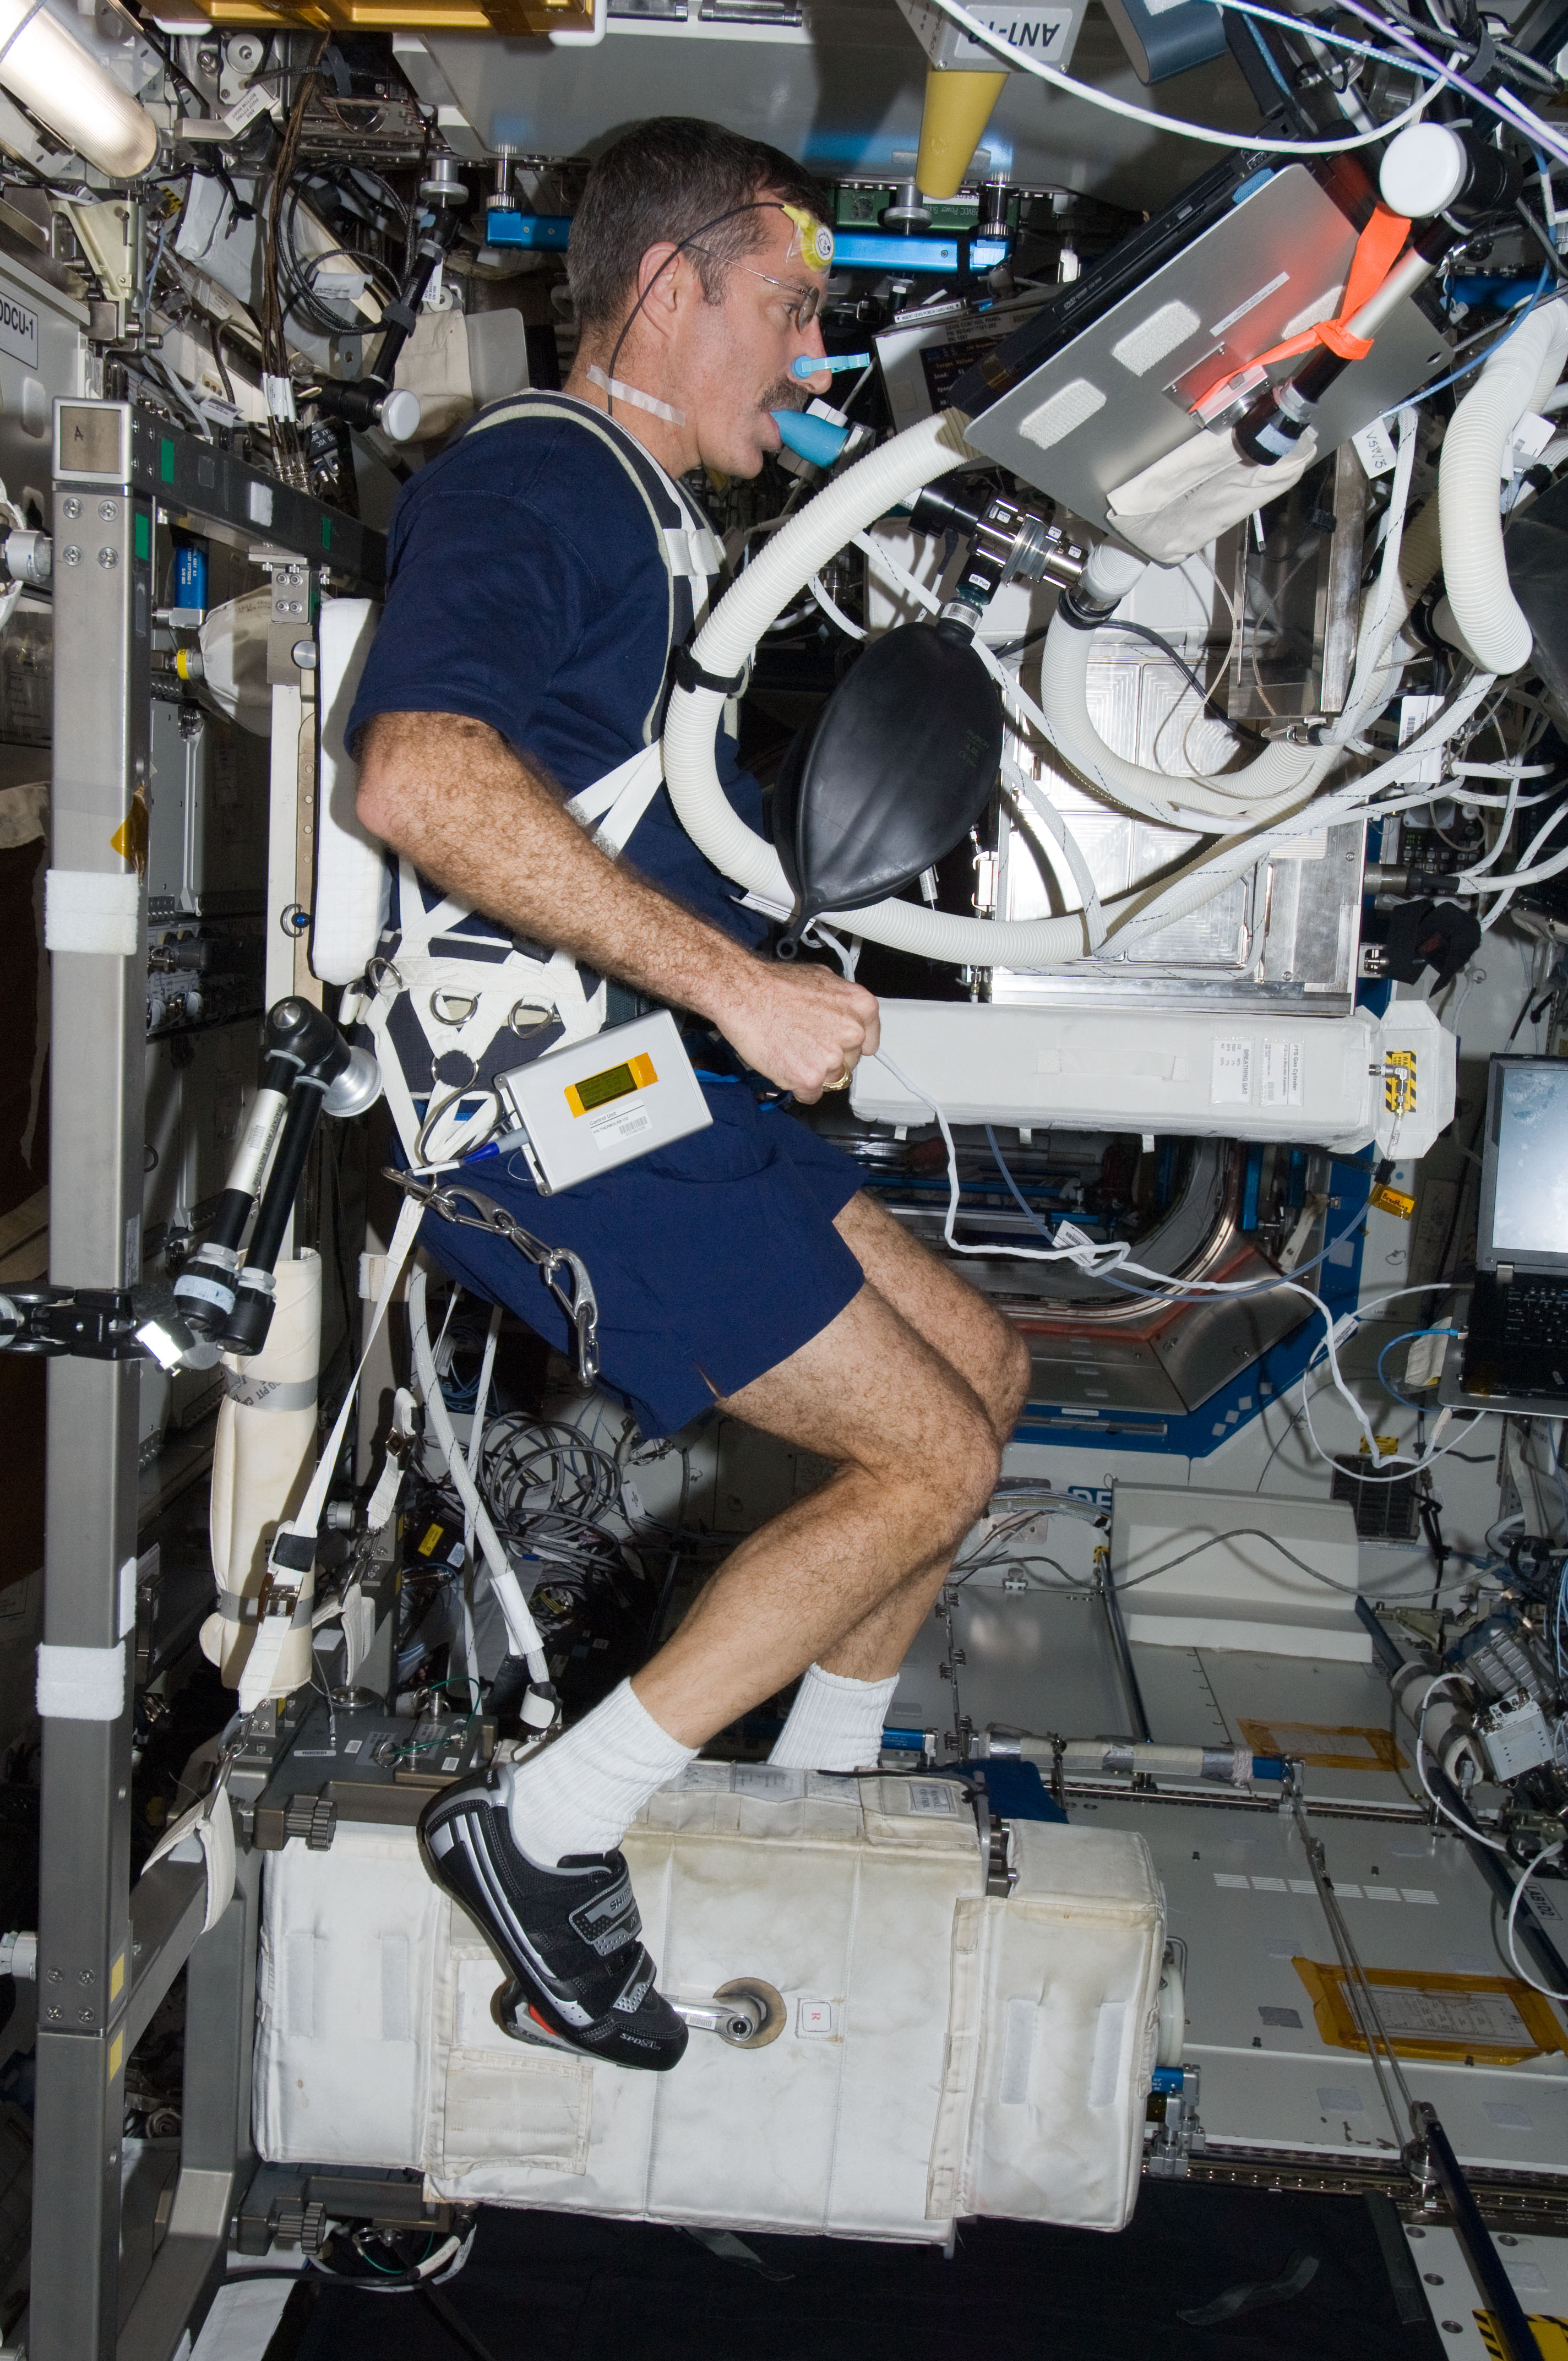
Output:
[{"xmin": 203, "ymin": 1252, "xmax": 322, "ymax": 1697}]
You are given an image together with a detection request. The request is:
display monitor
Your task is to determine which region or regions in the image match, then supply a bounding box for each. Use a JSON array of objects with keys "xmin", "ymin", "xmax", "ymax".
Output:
[{"xmin": 1476, "ymin": 1056, "xmax": 1568, "ymax": 1275}]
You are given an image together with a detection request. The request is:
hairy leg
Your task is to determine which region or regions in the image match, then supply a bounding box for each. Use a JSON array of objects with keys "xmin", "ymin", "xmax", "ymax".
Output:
[
  {"xmin": 630, "ymin": 1275, "xmax": 1001, "ymax": 1746},
  {"xmin": 807, "ymin": 1191, "xmax": 1032, "ymax": 1678}
]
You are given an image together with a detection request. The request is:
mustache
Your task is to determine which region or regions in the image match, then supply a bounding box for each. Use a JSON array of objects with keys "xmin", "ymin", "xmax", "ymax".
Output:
[{"xmin": 760, "ymin": 378, "xmax": 806, "ymax": 414}]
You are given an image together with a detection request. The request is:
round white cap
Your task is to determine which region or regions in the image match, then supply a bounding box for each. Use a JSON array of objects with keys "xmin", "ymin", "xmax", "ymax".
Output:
[
  {"xmin": 1379, "ymin": 122, "xmax": 1469, "ymax": 219},
  {"xmin": 377, "ymin": 388, "xmax": 423, "ymax": 444}
]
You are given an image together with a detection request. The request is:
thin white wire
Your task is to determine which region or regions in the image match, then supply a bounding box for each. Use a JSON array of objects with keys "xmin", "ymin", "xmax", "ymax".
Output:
[
  {"xmin": 1507, "ymin": 1841, "xmax": 1568, "ymax": 1999},
  {"xmin": 868, "ymin": 1042, "xmax": 1379, "ymax": 1450},
  {"xmin": 914, "ymin": 0, "xmax": 1450, "ymax": 153}
]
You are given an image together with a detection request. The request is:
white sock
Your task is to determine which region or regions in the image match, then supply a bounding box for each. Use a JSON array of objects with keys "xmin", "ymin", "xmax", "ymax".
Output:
[
  {"xmin": 506, "ymin": 1678, "xmax": 696, "ymax": 1865},
  {"xmin": 769, "ymin": 1664, "xmax": 899, "ymax": 1772}
]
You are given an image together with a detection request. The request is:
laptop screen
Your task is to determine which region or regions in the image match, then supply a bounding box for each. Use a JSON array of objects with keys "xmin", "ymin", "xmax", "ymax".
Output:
[{"xmin": 1478, "ymin": 1057, "xmax": 1568, "ymax": 1275}]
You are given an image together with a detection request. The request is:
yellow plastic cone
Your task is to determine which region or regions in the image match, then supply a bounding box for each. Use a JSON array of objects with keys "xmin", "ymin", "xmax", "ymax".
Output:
[{"xmin": 914, "ymin": 66, "xmax": 1009, "ymax": 202}]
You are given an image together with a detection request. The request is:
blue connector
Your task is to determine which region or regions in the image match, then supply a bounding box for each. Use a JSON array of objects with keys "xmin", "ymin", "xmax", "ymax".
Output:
[{"xmin": 792, "ymin": 351, "xmax": 872, "ymax": 379}]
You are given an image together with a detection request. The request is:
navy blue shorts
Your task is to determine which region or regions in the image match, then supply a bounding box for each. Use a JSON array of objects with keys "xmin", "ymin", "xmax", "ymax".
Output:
[{"xmin": 417, "ymin": 1082, "xmax": 865, "ymax": 1439}]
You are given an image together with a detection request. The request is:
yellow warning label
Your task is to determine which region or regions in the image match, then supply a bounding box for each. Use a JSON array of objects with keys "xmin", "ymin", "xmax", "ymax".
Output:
[
  {"xmin": 1369, "ymin": 1183, "xmax": 1415, "ymax": 1220},
  {"xmin": 1384, "ymin": 1047, "xmax": 1417, "ymax": 1115},
  {"xmin": 108, "ymin": 2030, "xmax": 123, "ymax": 2081},
  {"xmin": 1479, "ymin": 2314, "xmax": 1568, "ymax": 2359},
  {"xmin": 1294, "ymin": 1960, "xmax": 1568, "ymax": 2064},
  {"xmin": 109, "ymin": 1950, "xmax": 124, "ymax": 2001},
  {"xmin": 417, "ymin": 1522, "xmax": 444, "ymax": 1558}
]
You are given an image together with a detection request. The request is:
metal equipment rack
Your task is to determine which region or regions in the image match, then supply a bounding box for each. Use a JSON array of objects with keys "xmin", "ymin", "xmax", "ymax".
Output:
[{"xmin": 30, "ymin": 399, "xmax": 382, "ymax": 2361}]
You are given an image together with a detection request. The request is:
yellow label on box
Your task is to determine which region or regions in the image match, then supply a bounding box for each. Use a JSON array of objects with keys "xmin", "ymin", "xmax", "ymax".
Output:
[
  {"xmin": 110, "ymin": 1950, "xmax": 124, "ymax": 2001},
  {"xmin": 417, "ymin": 1522, "xmax": 444, "ymax": 1558}
]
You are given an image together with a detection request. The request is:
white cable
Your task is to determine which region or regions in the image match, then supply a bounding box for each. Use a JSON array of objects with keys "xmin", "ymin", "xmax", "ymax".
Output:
[
  {"xmin": 458, "ymin": 1302, "xmax": 503, "ymax": 1713},
  {"xmin": 1415, "ymin": 1673, "xmax": 1511, "ymax": 1851},
  {"xmin": 913, "ymin": 0, "xmax": 1449, "ymax": 153},
  {"xmin": 409, "ymin": 1266, "xmax": 549, "ymax": 1687},
  {"xmin": 1507, "ymin": 1842, "xmax": 1568, "ymax": 1998},
  {"xmin": 868, "ymin": 1041, "xmax": 1379, "ymax": 1448},
  {"xmin": 807, "ymin": 573, "xmax": 865, "ymax": 640}
]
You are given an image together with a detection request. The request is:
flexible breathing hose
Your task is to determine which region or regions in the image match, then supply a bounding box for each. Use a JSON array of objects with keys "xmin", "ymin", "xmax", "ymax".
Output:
[
  {"xmin": 660, "ymin": 416, "xmax": 1446, "ymax": 969},
  {"xmin": 662, "ymin": 412, "xmax": 1124, "ymax": 967},
  {"xmin": 1438, "ymin": 295, "xmax": 1568, "ymax": 674}
]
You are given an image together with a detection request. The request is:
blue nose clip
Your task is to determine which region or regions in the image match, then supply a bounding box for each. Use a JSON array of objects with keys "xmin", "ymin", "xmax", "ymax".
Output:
[{"xmin": 770, "ymin": 410, "xmax": 851, "ymax": 468}]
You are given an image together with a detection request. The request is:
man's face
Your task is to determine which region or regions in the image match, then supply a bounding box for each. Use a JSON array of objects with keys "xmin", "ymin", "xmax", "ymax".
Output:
[{"xmin": 671, "ymin": 202, "xmax": 832, "ymax": 478}]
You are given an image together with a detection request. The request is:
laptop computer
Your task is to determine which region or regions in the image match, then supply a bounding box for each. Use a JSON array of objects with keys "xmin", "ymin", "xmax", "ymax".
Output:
[{"xmin": 1461, "ymin": 1056, "xmax": 1568, "ymax": 1401}]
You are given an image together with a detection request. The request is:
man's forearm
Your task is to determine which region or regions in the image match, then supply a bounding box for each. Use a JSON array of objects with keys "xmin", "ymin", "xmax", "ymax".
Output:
[
  {"xmin": 356, "ymin": 709, "xmax": 754, "ymax": 1023},
  {"xmin": 356, "ymin": 708, "xmax": 879, "ymax": 1103}
]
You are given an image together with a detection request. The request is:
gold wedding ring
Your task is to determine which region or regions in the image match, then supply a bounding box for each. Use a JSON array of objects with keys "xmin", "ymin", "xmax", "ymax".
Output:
[{"xmin": 823, "ymin": 1065, "xmax": 852, "ymax": 1092}]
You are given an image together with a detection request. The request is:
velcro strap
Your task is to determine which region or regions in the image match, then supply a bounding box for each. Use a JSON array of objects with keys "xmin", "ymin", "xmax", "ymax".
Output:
[
  {"xmin": 663, "ymin": 526, "xmax": 724, "ymax": 580},
  {"xmin": 672, "ymin": 646, "xmax": 744, "ymax": 697},
  {"xmin": 1314, "ymin": 318, "xmax": 1374, "ymax": 362}
]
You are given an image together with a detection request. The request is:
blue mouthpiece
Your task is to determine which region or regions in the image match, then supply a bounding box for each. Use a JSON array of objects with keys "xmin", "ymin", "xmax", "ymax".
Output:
[{"xmin": 771, "ymin": 409, "xmax": 851, "ymax": 468}]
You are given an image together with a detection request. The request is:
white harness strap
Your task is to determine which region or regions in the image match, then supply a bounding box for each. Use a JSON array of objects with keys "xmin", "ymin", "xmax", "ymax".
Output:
[{"xmin": 362, "ymin": 398, "xmax": 725, "ymax": 1168}]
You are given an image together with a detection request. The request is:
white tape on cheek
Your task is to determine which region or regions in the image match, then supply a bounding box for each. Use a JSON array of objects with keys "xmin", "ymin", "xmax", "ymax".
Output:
[
  {"xmin": 44, "ymin": 869, "xmax": 140, "ymax": 957},
  {"xmin": 36, "ymin": 1640, "xmax": 126, "ymax": 1722}
]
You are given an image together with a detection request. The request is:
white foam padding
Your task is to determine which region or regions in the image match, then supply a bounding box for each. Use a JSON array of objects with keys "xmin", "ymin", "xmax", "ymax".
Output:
[{"xmin": 253, "ymin": 1769, "xmax": 1164, "ymax": 2240}]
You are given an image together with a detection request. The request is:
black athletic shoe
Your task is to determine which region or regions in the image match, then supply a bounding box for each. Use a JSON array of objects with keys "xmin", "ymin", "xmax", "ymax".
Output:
[{"xmin": 417, "ymin": 1764, "xmax": 688, "ymax": 2072}]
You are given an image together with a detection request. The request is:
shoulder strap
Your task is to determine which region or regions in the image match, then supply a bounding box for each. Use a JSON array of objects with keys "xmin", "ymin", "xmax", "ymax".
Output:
[{"xmin": 464, "ymin": 389, "xmax": 727, "ymax": 731}]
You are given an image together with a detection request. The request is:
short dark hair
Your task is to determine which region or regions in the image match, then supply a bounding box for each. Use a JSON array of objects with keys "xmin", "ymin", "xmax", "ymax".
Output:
[{"xmin": 568, "ymin": 117, "xmax": 828, "ymax": 334}]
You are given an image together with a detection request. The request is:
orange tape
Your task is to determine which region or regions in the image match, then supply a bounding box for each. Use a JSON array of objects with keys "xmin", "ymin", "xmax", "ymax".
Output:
[{"xmin": 1194, "ymin": 202, "xmax": 1411, "ymax": 416}]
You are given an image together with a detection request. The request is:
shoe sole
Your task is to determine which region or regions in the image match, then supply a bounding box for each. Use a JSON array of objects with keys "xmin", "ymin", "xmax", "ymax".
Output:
[{"xmin": 417, "ymin": 1791, "xmax": 687, "ymax": 2073}]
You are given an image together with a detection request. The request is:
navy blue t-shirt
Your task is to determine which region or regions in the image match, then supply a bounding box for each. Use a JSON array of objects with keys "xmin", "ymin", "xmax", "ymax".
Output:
[{"xmin": 346, "ymin": 401, "xmax": 769, "ymax": 949}]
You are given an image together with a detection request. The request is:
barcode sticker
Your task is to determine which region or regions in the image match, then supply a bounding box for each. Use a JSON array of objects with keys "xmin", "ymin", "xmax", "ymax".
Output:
[{"xmin": 590, "ymin": 1104, "xmax": 652, "ymax": 1154}]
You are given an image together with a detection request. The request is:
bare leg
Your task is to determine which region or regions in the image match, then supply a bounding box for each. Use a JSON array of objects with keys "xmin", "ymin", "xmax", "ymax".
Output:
[
  {"xmin": 808, "ymin": 1192, "xmax": 1031, "ymax": 1679},
  {"xmin": 630, "ymin": 1194, "xmax": 1031, "ymax": 1746}
]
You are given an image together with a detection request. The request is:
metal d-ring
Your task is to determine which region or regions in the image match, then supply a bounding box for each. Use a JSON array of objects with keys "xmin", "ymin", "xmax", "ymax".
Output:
[
  {"xmin": 430, "ymin": 987, "xmax": 481, "ymax": 1027},
  {"xmin": 365, "ymin": 955, "xmax": 403, "ymax": 995},
  {"xmin": 507, "ymin": 1000, "xmax": 556, "ymax": 1037}
]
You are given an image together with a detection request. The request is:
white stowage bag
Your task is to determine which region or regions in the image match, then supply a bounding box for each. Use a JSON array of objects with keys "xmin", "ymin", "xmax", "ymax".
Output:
[
  {"xmin": 252, "ymin": 1767, "xmax": 1166, "ymax": 2240},
  {"xmin": 202, "ymin": 1252, "xmax": 321, "ymax": 1696}
]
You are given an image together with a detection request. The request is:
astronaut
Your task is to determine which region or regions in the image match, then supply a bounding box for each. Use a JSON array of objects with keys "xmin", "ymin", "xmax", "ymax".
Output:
[{"xmin": 352, "ymin": 117, "xmax": 1029, "ymax": 2069}]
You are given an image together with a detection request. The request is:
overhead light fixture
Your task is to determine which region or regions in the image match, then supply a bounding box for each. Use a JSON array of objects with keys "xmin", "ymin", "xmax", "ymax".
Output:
[{"xmin": 0, "ymin": 0, "xmax": 158, "ymax": 179}]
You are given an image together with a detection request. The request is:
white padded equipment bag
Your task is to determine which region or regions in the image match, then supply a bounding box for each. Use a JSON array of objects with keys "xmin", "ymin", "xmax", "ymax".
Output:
[{"xmin": 253, "ymin": 1766, "xmax": 1165, "ymax": 2240}]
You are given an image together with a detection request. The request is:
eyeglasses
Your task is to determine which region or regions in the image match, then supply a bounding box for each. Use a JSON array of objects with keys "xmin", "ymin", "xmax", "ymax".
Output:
[{"xmin": 686, "ymin": 246, "xmax": 824, "ymax": 332}]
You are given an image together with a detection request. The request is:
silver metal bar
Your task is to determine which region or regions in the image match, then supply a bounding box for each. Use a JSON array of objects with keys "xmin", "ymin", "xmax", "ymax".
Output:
[
  {"xmin": 33, "ymin": 401, "xmax": 146, "ymax": 2361},
  {"xmin": 1095, "ymin": 1563, "xmax": 1152, "ymax": 1744},
  {"xmin": 122, "ymin": 1860, "xmax": 208, "ymax": 2060},
  {"xmin": 1288, "ymin": 1779, "xmax": 1415, "ymax": 2152}
]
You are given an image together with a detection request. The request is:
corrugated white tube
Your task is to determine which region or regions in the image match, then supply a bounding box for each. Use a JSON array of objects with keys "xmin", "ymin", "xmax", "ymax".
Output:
[
  {"xmin": 0, "ymin": 0, "xmax": 159, "ymax": 178},
  {"xmin": 662, "ymin": 411, "xmax": 1112, "ymax": 968},
  {"xmin": 203, "ymin": 1252, "xmax": 321, "ymax": 1696},
  {"xmin": 1036, "ymin": 541, "xmax": 1333, "ymax": 827},
  {"xmin": 1439, "ymin": 296, "xmax": 1568, "ymax": 674}
]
